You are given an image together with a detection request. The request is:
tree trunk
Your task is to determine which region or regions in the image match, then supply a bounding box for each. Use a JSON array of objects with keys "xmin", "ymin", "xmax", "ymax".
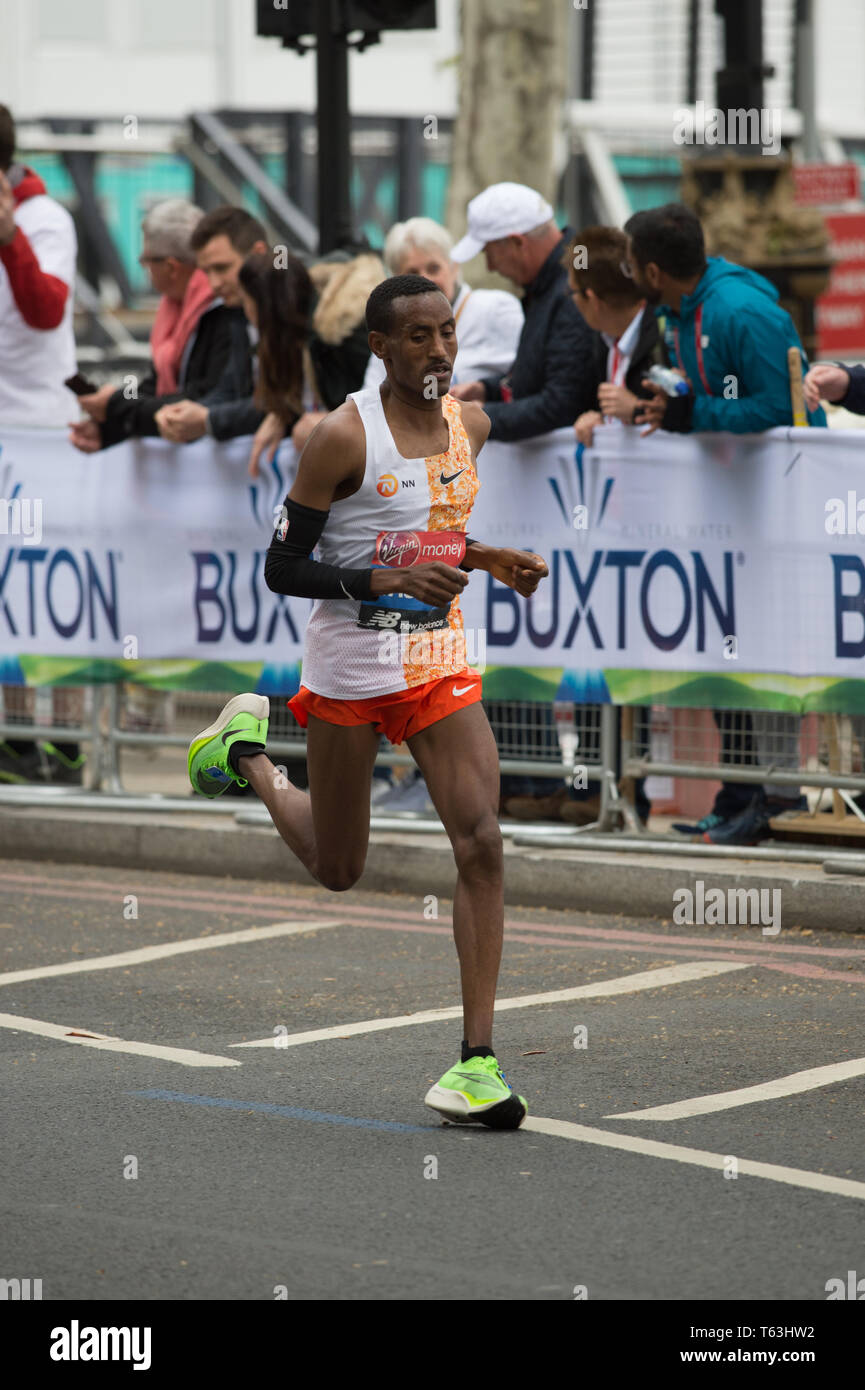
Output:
[{"xmin": 446, "ymin": 0, "xmax": 567, "ymax": 283}]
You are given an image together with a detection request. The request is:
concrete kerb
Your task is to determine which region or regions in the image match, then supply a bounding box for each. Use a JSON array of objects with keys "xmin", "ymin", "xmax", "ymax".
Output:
[{"xmin": 1, "ymin": 805, "xmax": 864, "ymax": 933}]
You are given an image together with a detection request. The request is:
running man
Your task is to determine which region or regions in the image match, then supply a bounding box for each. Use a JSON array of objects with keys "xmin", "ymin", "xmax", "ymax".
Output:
[{"xmin": 188, "ymin": 274, "xmax": 548, "ymax": 1129}]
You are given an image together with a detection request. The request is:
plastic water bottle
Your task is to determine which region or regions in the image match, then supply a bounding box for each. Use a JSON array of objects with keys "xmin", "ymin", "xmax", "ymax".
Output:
[
  {"xmin": 553, "ymin": 701, "xmax": 578, "ymax": 784},
  {"xmin": 647, "ymin": 365, "xmax": 690, "ymax": 397}
]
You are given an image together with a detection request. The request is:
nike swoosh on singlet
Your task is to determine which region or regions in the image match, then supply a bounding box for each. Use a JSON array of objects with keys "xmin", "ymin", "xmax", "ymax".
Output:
[
  {"xmin": 452, "ymin": 684, "xmax": 474, "ymax": 697},
  {"xmin": 439, "ymin": 468, "xmax": 466, "ymax": 485}
]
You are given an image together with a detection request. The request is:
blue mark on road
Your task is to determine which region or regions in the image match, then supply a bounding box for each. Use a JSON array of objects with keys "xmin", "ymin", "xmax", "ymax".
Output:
[{"xmin": 128, "ymin": 1089, "xmax": 432, "ymax": 1132}]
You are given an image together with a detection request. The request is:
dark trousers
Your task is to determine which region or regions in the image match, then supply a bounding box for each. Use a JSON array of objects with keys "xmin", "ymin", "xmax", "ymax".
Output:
[{"xmin": 711, "ymin": 710, "xmax": 757, "ymax": 816}]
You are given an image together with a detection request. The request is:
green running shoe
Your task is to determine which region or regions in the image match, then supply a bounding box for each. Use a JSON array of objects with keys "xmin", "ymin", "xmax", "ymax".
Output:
[
  {"xmin": 40, "ymin": 742, "xmax": 86, "ymax": 785},
  {"xmin": 424, "ymin": 1054, "xmax": 528, "ymax": 1130},
  {"xmin": 188, "ymin": 693, "xmax": 269, "ymax": 799}
]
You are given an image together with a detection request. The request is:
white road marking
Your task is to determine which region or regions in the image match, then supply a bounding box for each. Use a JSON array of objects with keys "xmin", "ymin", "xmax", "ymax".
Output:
[
  {"xmin": 231, "ymin": 961, "xmax": 746, "ymax": 1048},
  {"xmin": 0, "ymin": 919, "xmax": 344, "ymax": 988},
  {"xmin": 523, "ymin": 1116, "xmax": 865, "ymax": 1202},
  {"xmin": 0, "ymin": 1013, "xmax": 241, "ymax": 1067},
  {"xmin": 605, "ymin": 1056, "xmax": 865, "ymax": 1121}
]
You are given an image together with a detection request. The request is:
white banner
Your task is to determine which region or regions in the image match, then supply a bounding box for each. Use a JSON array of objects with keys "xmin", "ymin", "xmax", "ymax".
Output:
[{"xmin": 1, "ymin": 423, "xmax": 865, "ymax": 679}]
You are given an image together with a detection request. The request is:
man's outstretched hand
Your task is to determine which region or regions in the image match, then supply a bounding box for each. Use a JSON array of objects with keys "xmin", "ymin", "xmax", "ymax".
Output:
[
  {"xmin": 803, "ymin": 363, "xmax": 849, "ymax": 411},
  {"xmin": 488, "ymin": 547, "xmax": 548, "ymax": 597}
]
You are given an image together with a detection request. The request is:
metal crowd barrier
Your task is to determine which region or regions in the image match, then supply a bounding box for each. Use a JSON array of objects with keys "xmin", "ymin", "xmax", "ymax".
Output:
[
  {"xmin": 101, "ymin": 689, "xmax": 611, "ymax": 791},
  {"xmin": 3, "ymin": 686, "xmax": 865, "ymax": 856},
  {"xmin": 619, "ymin": 705, "xmax": 865, "ymax": 812}
]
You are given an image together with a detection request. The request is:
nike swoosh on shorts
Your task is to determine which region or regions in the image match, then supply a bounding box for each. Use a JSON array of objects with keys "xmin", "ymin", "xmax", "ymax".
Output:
[{"xmin": 452, "ymin": 684, "xmax": 475, "ymax": 697}]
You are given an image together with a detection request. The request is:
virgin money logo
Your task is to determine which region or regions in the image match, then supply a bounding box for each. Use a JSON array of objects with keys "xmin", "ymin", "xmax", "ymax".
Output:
[
  {"xmin": 377, "ymin": 531, "xmax": 421, "ymax": 566},
  {"xmin": 375, "ymin": 531, "xmax": 466, "ymax": 567}
]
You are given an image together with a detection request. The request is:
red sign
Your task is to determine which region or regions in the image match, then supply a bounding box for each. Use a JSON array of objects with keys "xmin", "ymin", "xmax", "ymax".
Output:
[
  {"xmin": 374, "ymin": 530, "xmax": 466, "ymax": 568},
  {"xmin": 817, "ymin": 212, "xmax": 865, "ymax": 356},
  {"xmin": 822, "ymin": 212, "xmax": 865, "ymax": 264},
  {"xmin": 793, "ymin": 162, "xmax": 860, "ymax": 207}
]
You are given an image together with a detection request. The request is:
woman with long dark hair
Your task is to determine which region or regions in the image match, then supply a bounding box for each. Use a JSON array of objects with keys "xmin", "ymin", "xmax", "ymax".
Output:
[
  {"xmin": 238, "ymin": 251, "xmax": 314, "ymax": 476},
  {"xmin": 238, "ymin": 251, "xmax": 312, "ymax": 417},
  {"xmin": 242, "ymin": 244, "xmax": 387, "ymax": 477}
]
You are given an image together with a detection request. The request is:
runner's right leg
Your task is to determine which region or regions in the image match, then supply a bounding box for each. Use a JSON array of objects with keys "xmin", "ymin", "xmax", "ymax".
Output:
[{"xmin": 237, "ymin": 714, "xmax": 379, "ymax": 892}]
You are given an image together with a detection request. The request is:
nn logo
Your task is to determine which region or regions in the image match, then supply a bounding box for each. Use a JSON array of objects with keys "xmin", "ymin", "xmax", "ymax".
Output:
[
  {"xmin": 0, "ymin": 1276, "xmax": 42, "ymax": 1299},
  {"xmin": 826, "ymin": 1271, "xmax": 865, "ymax": 1299}
]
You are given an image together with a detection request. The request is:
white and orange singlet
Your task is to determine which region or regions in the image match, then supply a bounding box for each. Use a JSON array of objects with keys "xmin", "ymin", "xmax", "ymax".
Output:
[{"xmin": 300, "ymin": 386, "xmax": 480, "ymax": 700}]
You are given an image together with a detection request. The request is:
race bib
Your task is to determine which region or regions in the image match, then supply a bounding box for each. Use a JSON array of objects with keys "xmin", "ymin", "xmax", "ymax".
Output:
[{"xmin": 356, "ymin": 530, "xmax": 466, "ymax": 631}]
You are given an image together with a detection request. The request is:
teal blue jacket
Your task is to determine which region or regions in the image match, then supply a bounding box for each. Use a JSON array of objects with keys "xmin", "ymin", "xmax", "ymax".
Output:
[{"xmin": 658, "ymin": 257, "xmax": 826, "ymax": 432}]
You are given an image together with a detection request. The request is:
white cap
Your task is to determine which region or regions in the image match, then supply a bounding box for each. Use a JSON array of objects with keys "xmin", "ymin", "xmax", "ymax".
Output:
[{"xmin": 450, "ymin": 182, "xmax": 555, "ymax": 262}]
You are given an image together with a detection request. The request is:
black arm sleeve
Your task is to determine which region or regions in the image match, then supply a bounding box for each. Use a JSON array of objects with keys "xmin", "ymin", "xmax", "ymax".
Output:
[{"xmin": 264, "ymin": 497, "xmax": 375, "ymax": 601}]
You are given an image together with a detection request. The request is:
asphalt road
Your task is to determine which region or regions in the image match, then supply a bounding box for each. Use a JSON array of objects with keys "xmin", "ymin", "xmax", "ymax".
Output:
[{"xmin": 1, "ymin": 857, "xmax": 864, "ymax": 1303}]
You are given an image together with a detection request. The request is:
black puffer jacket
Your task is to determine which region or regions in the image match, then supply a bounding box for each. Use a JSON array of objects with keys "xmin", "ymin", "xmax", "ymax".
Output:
[
  {"xmin": 836, "ymin": 362, "xmax": 865, "ymax": 414},
  {"xmin": 306, "ymin": 252, "xmax": 386, "ymax": 409},
  {"xmin": 480, "ymin": 227, "xmax": 597, "ymax": 441}
]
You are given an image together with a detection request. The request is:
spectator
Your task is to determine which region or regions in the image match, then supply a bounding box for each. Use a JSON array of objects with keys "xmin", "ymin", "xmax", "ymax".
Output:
[
  {"xmin": 68, "ymin": 199, "xmax": 247, "ymax": 451},
  {"xmin": 625, "ymin": 202, "xmax": 823, "ymax": 845},
  {"xmin": 446, "ymin": 185, "xmax": 595, "ymax": 816},
  {"xmin": 146, "ymin": 205, "xmax": 270, "ymax": 446},
  {"xmin": 285, "ymin": 247, "xmax": 387, "ymax": 453},
  {"xmin": 549, "ymin": 224, "xmax": 665, "ymax": 827},
  {"xmin": 502, "ymin": 228, "xmax": 662, "ymax": 824},
  {"xmin": 238, "ymin": 252, "xmax": 312, "ymax": 417},
  {"xmin": 249, "ymin": 245, "xmax": 385, "ymax": 476},
  {"xmin": 0, "ymin": 103, "xmax": 77, "ymax": 425},
  {"xmin": 363, "ymin": 215, "xmax": 522, "ymax": 390},
  {"xmin": 237, "ymin": 249, "xmax": 313, "ymax": 478},
  {"xmin": 448, "ymin": 181, "xmax": 596, "ymax": 439},
  {"xmin": 0, "ymin": 103, "xmax": 82, "ymax": 784},
  {"xmin": 624, "ymin": 202, "xmax": 825, "ymax": 435},
  {"xmin": 803, "ymin": 362, "xmax": 865, "ymax": 415},
  {"xmin": 566, "ymin": 224, "xmax": 663, "ymax": 447}
]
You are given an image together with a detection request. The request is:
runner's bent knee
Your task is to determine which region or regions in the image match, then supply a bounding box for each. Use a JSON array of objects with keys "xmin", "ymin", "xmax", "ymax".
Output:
[
  {"xmin": 313, "ymin": 851, "xmax": 367, "ymax": 892},
  {"xmin": 452, "ymin": 812, "xmax": 502, "ymax": 881}
]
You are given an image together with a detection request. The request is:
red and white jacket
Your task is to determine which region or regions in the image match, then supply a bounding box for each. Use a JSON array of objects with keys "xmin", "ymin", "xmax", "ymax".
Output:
[{"xmin": 0, "ymin": 167, "xmax": 77, "ymax": 426}]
